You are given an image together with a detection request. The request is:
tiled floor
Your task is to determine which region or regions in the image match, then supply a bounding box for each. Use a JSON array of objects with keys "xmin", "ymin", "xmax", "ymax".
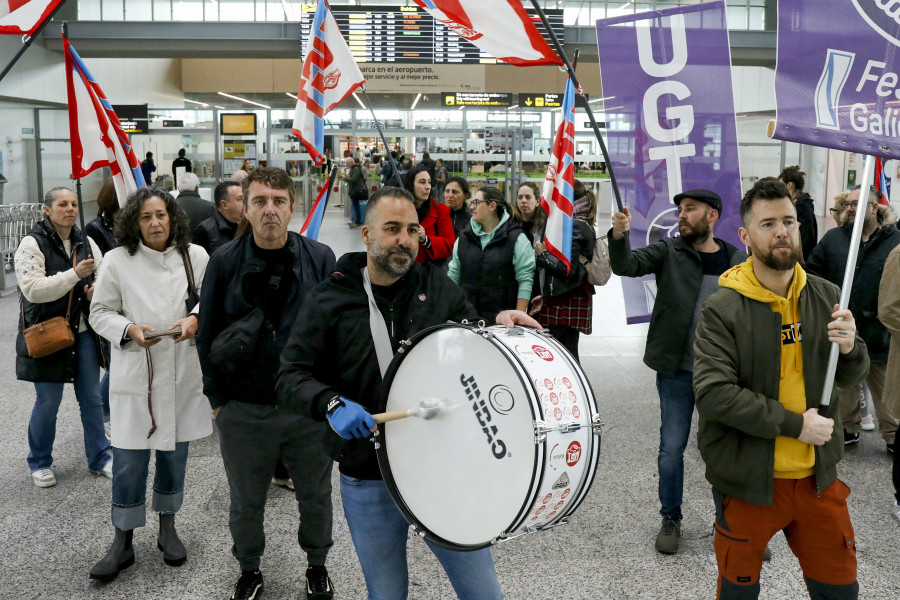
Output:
[{"xmin": 0, "ymin": 206, "xmax": 896, "ymax": 599}]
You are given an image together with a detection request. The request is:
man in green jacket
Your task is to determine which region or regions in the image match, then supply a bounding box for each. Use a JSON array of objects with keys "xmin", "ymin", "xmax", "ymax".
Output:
[{"xmin": 694, "ymin": 179, "xmax": 869, "ymax": 600}]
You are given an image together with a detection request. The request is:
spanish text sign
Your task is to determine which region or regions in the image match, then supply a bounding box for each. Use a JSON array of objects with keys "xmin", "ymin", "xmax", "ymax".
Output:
[
  {"xmin": 772, "ymin": 0, "xmax": 900, "ymax": 158},
  {"xmin": 596, "ymin": 1, "xmax": 741, "ymax": 324}
]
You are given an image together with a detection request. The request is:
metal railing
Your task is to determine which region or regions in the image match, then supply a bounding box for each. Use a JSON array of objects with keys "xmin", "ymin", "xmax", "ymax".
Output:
[{"xmin": 1, "ymin": 204, "xmax": 44, "ymax": 296}]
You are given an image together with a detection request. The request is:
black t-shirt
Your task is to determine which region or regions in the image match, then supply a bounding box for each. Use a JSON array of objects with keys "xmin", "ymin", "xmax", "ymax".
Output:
[
  {"xmin": 700, "ymin": 243, "xmax": 730, "ymax": 276},
  {"xmin": 371, "ymin": 270, "xmax": 415, "ymax": 351},
  {"xmin": 250, "ymin": 240, "xmax": 293, "ymax": 323}
]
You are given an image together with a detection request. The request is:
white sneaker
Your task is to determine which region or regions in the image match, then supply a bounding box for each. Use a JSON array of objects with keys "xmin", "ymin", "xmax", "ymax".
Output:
[
  {"xmin": 31, "ymin": 468, "xmax": 57, "ymax": 488},
  {"xmin": 861, "ymin": 414, "xmax": 876, "ymax": 431},
  {"xmin": 92, "ymin": 459, "xmax": 113, "ymax": 479},
  {"xmin": 104, "ymin": 421, "xmax": 112, "ymax": 441},
  {"xmin": 893, "ymin": 502, "xmax": 900, "ymax": 524}
]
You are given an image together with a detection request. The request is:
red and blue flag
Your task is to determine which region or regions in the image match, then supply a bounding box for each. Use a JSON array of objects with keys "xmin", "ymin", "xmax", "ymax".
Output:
[
  {"xmin": 300, "ymin": 166, "xmax": 338, "ymax": 240},
  {"xmin": 292, "ymin": 0, "xmax": 365, "ymax": 166},
  {"xmin": 64, "ymin": 35, "xmax": 145, "ymax": 206},
  {"xmin": 541, "ymin": 77, "xmax": 576, "ymax": 272}
]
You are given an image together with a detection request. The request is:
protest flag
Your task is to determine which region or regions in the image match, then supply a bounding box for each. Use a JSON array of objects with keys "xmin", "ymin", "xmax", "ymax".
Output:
[
  {"xmin": 541, "ymin": 76, "xmax": 576, "ymax": 273},
  {"xmin": 413, "ymin": 0, "xmax": 561, "ymax": 66},
  {"xmin": 300, "ymin": 166, "xmax": 338, "ymax": 240},
  {"xmin": 64, "ymin": 34, "xmax": 145, "ymax": 207},
  {"xmin": 292, "ymin": 0, "xmax": 365, "ymax": 166}
]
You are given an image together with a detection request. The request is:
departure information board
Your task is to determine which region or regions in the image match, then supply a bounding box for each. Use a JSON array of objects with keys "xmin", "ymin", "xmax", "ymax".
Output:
[{"xmin": 299, "ymin": 5, "xmax": 564, "ymax": 64}]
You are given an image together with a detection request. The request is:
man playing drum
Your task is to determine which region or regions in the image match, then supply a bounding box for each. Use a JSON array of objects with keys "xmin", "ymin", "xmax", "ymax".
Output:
[{"xmin": 276, "ymin": 186, "xmax": 539, "ymax": 599}]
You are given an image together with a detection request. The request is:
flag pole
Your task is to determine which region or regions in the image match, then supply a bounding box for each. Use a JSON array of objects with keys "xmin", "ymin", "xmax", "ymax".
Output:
[
  {"xmin": 529, "ymin": 0, "xmax": 623, "ymax": 212},
  {"xmin": 818, "ymin": 154, "xmax": 875, "ymax": 415},
  {"xmin": 359, "ymin": 86, "xmax": 403, "ymax": 186},
  {"xmin": 0, "ymin": 1, "xmax": 71, "ymax": 84}
]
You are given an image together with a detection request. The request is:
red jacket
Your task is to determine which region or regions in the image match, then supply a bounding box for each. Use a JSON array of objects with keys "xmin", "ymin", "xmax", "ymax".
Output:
[{"xmin": 416, "ymin": 199, "xmax": 455, "ymax": 264}]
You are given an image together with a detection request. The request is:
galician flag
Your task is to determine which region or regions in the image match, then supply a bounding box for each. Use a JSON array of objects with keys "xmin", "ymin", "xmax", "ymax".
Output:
[
  {"xmin": 541, "ymin": 77, "xmax": 576, "ymax": 272},
  {"xmin": 64, "ymin": 35, "xmax": 145, "ymax": 206},
  {"xmin": 0, "ymin": 0, "xmax": 65, "ymax": 35},
  {"xmin": 292, "ymin": 0, "xmax": 365, "ymax": 165},
  {"xmin": 413, "ymin": 0, "xmax": 561, "ymax": 66}
]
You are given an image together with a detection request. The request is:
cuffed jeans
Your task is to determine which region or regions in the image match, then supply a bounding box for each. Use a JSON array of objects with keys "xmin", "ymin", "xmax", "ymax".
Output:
[
  {"xmin": 216, "ymin": 401, "xmax": 334, "ymax": 571},
  {"xmin": 656, "ymin": 369, "xmax": 696, "ymax": 521},
  {"xmin": 111, "ymin": 442, "xmax": 189, "ymax": 530},
  {"xmin": 27, "ymin": 331, "xmax": 111, "ymax": 473},
  {"xmin": 340, "ymin": 475, "xmax": 503, "ymax": 600}
]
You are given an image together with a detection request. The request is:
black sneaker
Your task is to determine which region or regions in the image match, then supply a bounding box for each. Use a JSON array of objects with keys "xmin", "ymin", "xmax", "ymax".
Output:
[
  {"xmin": 843, "ymin": 430, "xmax": 860, "ymax": 446},
  {"xmin": 306, "ymin": 566, "xmax": 334, "ymax": 600},
  {"xmin": 231, "ymin": 570, "xmax": 263, "ymax": 600}
]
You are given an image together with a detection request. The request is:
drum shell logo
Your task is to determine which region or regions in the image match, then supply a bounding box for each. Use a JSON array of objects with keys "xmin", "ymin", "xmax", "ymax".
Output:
[
  {"xmin": 852, "ymin": 1, "xmax": 900, "ymax": 47},
  {"xmin": 460, "ymin": 374, "xmax": 509, "ymax": 459}
]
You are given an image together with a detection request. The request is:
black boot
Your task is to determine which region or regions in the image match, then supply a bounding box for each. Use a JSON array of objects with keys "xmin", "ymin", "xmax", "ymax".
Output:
[
  {"xmin": 157, "ymin": 513, "xmax": 187, "ymax": 566},
  {"xmin": 90, "ymin": 528, "xmax": 134, "ymax": 581}
]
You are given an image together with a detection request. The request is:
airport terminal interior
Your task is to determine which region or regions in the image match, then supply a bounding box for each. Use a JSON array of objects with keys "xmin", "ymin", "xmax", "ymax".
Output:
[{"xmin": 0, "ymin": 1, "xmax": 898, "ymax": 599}]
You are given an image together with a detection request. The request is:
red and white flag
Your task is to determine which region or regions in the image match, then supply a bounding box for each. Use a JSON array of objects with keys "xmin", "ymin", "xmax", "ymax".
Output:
[
  {"xmin": 413, "ymin": 0, "xmax": 561, "ymax": 66},
  {"xmin": 0, "ymin": 0, "xmax": 64, "ymax": 35},
  {"xmin": 292, "ymin": 0, "xmax": 365, "ymax": 165},
  {"xmin": 541, "ymin": 77, "xmax": 576, "ymax": 272},
  {"xmin": 64, "ymin": 35, "xmax": 145, "ymax": 206}
]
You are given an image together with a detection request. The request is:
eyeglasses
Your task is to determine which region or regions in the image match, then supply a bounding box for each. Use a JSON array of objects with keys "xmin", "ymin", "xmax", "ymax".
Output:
[
  {"xmin": 471, "ymin": 198, "xmax": 494, "ymax": 207},
  {"xmin": 838, "ymin": 200, "xmax": 875, "ymax": 210}
]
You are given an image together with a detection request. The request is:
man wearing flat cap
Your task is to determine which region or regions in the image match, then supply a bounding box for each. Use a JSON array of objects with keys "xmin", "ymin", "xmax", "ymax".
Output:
[{"xmin": 608, "ymin": 189, "xmax": 747, "ymax": 554}]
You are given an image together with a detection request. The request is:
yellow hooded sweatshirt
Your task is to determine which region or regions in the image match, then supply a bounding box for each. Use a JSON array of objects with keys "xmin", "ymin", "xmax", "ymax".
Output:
[{"xmin": 718, "ymin": 258, "xmax": 815, "ymax": 479}]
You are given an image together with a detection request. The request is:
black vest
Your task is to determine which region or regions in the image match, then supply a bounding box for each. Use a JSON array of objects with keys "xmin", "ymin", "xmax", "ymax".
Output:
[
  {"xmin": 456, "ymin": 218, "xmax": 521, "ymax": 323},
  {"xmin": 16, "ymin": 219, "xmax": 93, "ymax": 383}
]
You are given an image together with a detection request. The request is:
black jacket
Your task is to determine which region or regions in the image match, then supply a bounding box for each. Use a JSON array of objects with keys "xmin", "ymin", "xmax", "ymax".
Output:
[
  {"xmin": 16, "ymin": 220, "xmax": 94, "ymax": 383},
  {"xmin": 608, "ymin": 231, "xmax": 747, "ymax": 374},
  {"xmin": 196, "ymin": 232, "xmax": 336, "ymax": 409},
  {"xmin": 805, "ymin": 223, "xmax": 900, "ymax": 362},
  {"xmin": 192, "ymin": 210, "xmax": 237, "ymax": 255},
  {"xmin": 83, "ymin": 215, "xmax": 116, "ymax": 256},
  {"xmin": 449, "ymin": 206, "xmax": 471, "ymax": 239},
  {"xmin": 276, "ymin": 252, "xmax": 477, "ymax": 479},
  {"xmin": 457, "ymin": 218, "xmax": 521, "ymax": 323},
  {"xmin": 537, "ymin": 219, "xmax": 595, "ymax": 298},
  {"xmin": 795, "ymin": 193, "xmax": 818, "ymax": 261},
  {"xmin": 176, "ymin": 190, "xmax": 216, "ymax": 236}
]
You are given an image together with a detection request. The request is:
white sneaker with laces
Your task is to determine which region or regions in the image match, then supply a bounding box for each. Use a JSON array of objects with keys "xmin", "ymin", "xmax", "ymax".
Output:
[
  {"xmin": 104, "ymin": 421, "xmax": 112, "ymax": 441},
  {"xmin": 92, "ymin": 459, "xmax": 113, "ymax": 479},
  {"xmin": 31, "ymin": 468, "xmax": 57, "ymax": 488},
  {"xmin": 861, "ymin": 414, "xmax": 875, "ymax": 431}
]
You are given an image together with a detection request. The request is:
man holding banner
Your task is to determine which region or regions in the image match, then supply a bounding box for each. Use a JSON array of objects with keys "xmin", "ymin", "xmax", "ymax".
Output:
[
  {"xmin": 609, "ymin": 189, "xmax": 745, "ymax": 554},
  {"xmin": 694, "ymin": 180, "xmax": 868, "ymax": 600}
]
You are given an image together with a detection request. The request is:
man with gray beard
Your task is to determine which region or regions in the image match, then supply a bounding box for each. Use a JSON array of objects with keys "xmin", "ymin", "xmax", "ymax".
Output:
[{"xmin": 276, "ymin": 186, "xmax": 538, "ymax": 599}]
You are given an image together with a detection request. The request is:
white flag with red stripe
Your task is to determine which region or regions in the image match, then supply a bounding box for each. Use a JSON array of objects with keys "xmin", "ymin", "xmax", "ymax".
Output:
[
  {"xmin": 413, "ymin": 0, "xmax": 561, "ymax": 66},
  {"xmin": 64, "ymin": 35, "xmax": 145, "ymax": 206},
  {"xmin": 541, "ymin": 77, "xmax": 576, "ymax": 272},
  {"xmin": 0, "ymin": 0, "xmax": 64, "ymax": 35},
  {"xmin": 292, "ymin": 0, "xmax": 365, "ymax": 166}
]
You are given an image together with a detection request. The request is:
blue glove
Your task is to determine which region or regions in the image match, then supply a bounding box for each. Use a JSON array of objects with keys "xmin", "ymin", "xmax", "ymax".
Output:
[{"xmin": 326, "ymin": 396, "xmax": 376, "ymax": 440}]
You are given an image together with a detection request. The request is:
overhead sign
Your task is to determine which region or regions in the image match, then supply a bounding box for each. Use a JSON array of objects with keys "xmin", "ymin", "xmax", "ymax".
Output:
[
  {"xmin": 596, "ymin": 1, "xmax": 741, "ymax": 325},
  {"xmin": 163, "ymin": 120, "xmax": 184, "ymax": 128},
  {"xmin": 114, "ymin": 104, "xmax": 148, "ymax": 135},
  {"xmin": 520, "ymin": 93, "xmax": 563, "ymax": 108},
  {"xmin": 771, "ymin": 0, "xmax": 900, "ymax": 158},
  {"xmin": 443, "ymin": 92, "xmax": 512, "ymax": 107}
]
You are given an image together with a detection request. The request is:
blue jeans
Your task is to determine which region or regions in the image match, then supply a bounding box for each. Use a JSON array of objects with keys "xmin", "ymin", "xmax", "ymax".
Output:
[
  {"xmin": 111, "ymin": 442, "xmax": 189, "ymax": 530},
  {"xmin": 656, "ymin": 369, "xmax": 696, "ymax": 521},
  {"xmin": 350, "ymin": 196, "xmax": 364, "ymax": 225},
  {"xmin": 27, "ymin": 331, "xmax": 111, "ymax": 473},
  {"xmin": 340, "ymin": 475, "xmax": 503, "ymax": 600}
]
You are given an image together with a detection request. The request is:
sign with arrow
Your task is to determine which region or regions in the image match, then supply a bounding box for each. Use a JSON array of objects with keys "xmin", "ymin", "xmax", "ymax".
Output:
[{"xmin": 520, "ymin": 93, "xmax": 563, "ymax": 108}]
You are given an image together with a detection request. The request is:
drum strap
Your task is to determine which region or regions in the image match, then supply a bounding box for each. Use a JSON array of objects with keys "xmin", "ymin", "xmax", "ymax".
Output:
[{"xmin": 362, "ymin": 267, "xmax": 394, "ymax": 377}]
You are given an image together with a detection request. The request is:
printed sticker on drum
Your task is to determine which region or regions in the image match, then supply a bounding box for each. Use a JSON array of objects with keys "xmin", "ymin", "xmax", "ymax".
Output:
[
  {"xmin": 552, "ymin": 472, "xmax": 570, "ymax": 489},
  {"xmin": 554, "ymin": 407, "xmax": 563, "ymax": 421},
  {"xmin": 572, "ymin": 405, "xmax": 581, "ymax": 419},
  {"xmin": 563, "ymin": 377, "xmax": 572, "ymax": 389},
  {"xmin": 566, "ymin": 441, "xmax": 582, "ymax": 467},
  {"xmin": 532, "ymin": 345, "xmax": 554, "ymax": 361},
  {"xmin": 544, "ymin": 378, "xmax": 554, "ymax": 390},
  {"xmin": 542, "ymin": 493, "xmax": 552, "ymax": 504},
  {"xmin": 549, "ymin": 392, "xmax": 559, "ymax": 405}
]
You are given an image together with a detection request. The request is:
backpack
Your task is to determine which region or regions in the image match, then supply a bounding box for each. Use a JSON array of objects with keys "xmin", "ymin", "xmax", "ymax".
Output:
[{"xmin": 579, "ymin": 232, "xmax": 612, "ymax": 286}]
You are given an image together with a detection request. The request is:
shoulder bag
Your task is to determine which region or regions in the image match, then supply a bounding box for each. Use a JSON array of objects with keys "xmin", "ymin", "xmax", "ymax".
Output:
[
  {"xmin": 22, "ymin": 253, "xmax": 77, "ymax": 358},
  {"xmin": 579, "ymin": 232, "xmax": 613, "ymax": 287},
  {"xmin": 180, "ymin": 247, "xmax": 200, "ymax": 314}
]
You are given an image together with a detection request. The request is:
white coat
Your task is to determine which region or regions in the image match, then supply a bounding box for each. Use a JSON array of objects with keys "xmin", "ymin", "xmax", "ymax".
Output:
[{"xmin": 90, "ymin": 242, "xmax": 212, "ymax": 451}]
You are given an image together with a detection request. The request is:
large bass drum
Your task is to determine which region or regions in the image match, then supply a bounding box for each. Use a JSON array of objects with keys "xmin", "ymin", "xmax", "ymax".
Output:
[{"xmin": 376, "ymin": 323, "xmax": 601, "ymax": 550}]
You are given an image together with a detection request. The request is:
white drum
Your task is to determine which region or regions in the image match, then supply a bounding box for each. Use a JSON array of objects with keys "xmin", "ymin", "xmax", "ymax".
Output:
[{"xmin": 376, "ymin": 324, "xmax": 602, "ymax": 550}]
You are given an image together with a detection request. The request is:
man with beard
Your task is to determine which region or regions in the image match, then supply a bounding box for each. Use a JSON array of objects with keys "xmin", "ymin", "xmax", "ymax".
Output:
[
  {"xmin": 693, "ymin": 179, "xmax": 868, "ymax": 599},
  {"xmin": 196, "ymin": 167, "xmax": 337, "ymax": 600},
  {"xmin": 609, "ymin": 189, "xmax": 746, "ymax": 554},
  {"xmin": 806, "ymin": 185, "xmax": 900, "ymax": 453},
  {"xmin": 275, "ymin": 186, "xmax": 538, "ymax": 599}
]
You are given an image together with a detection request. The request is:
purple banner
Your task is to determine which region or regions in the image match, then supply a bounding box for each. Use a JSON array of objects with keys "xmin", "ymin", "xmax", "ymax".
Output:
[
  {"xmin": 773, "ymin": 0, "xmax": 900, "ymax": 159},
  {"xmin": 596, "ymin": 1, "xmax": 742, "ymax": 324}
]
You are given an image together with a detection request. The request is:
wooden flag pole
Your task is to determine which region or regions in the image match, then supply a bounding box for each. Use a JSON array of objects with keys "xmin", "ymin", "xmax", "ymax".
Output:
[
  {"xmin": 530, "ymin": 0, "xmax": 623, "ymax": 212},
  {"xmin": 818, "ymin": 154, "xmax": 875, "ymax": 415}
]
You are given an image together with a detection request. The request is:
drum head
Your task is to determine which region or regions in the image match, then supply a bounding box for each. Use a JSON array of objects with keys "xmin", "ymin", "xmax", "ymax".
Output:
[{"xmin": 377, "ymin": 325, "xmax": 539, "ymax": 549}]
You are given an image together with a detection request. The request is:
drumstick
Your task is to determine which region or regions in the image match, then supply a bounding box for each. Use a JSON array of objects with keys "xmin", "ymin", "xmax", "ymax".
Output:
[{"xmin": 373, "ymin": 398, "xmax": 445, "ymax": 424}]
